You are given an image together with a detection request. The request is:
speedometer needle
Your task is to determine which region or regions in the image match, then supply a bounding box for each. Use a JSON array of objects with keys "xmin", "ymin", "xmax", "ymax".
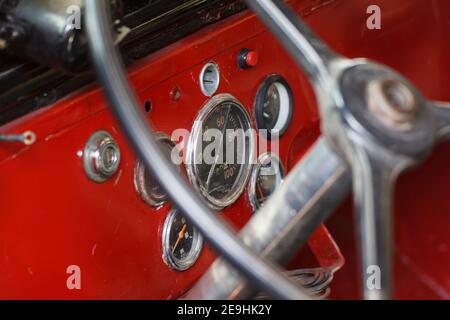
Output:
[
  {"xmin": 206, "ymin": 105, "xmax": 231, "ymax": 192},
  {"xmin": 172, "ymin": 224, "xmax": 187, "ymax": 253}
]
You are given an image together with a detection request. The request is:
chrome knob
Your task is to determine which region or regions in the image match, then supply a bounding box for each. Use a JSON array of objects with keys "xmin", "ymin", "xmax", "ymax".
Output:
[{"xmin": 83, "ymin": 130, "xmax": 121, "ymax": 183}]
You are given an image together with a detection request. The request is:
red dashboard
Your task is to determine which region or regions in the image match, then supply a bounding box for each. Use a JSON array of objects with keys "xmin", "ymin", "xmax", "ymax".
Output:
[{"xmin": 1, "ymin": 0, "xmax": 450, "ymax": 299}]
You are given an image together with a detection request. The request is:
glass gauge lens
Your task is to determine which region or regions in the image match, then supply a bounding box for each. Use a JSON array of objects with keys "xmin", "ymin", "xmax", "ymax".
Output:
[
  {"xmin": 187, "ymin": 94, "xmax": 255, "ymax": 209},
  {"xmin": 255, "ymin": 75, "xmax": 293, "ymax": 137},
  {"xmin": 263, "ymin": 83, "xmax": 281, "ymax": 129},
  {"xmin": 249, "ymin": 153, "xmax": 285, "ymax": 211},
  {"xmin": 134, "ymin": 134, "xmax": 180, "ymax": 207},
  {"xmin": 162, "ymin": 209, "xmax": 203, "ymax": 271}
]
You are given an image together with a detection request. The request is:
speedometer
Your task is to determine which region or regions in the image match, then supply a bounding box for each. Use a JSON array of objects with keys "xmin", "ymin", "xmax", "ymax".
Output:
[{"xmin": 186, "ymin": 94, "xmax": 255, "ymax": 209}]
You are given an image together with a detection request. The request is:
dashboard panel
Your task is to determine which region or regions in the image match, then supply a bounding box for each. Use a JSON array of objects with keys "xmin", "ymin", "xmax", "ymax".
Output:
[
  {"xmin": 0, "ymin": 0, "xmax": 450, "ymax": 300},
  {"xmin": 0, "ymin": 4, "xmax": 336, "ymax": 299}
]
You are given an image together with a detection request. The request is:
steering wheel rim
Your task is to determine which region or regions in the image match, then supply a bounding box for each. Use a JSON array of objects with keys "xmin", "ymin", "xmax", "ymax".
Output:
[
  {"xmin": 85, "ymin": 0, "xmax": 312, "ymax": 300},
  {"xmin": 86, "ymin": 0, "xmax": 450, "ymax": 300}
]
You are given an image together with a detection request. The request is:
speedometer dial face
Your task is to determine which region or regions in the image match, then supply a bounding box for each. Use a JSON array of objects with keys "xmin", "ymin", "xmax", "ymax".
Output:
[{"xmin": 187, "ymin": 94, "xmax": 255, "ymax": 209}]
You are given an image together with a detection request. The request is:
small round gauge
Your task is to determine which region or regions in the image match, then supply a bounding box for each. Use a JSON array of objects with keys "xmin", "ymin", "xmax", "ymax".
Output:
[
  {"xmin": 186, "ymin": 94, "xmax": 255, "ymax": 209},
  {"xmin": 162, "ymin": 209, "xmax": 203, "ymax": 271},
  {"xmin": 134, "ymin": 134, "xmax": 181, "ymax": 207},
  {"xmin": 255, "ymin": 75, "xmax": 293, "ymax": 137},
  {"xmin": 248, "ymin": 153, "xmax": 285, "ymax": 211}
]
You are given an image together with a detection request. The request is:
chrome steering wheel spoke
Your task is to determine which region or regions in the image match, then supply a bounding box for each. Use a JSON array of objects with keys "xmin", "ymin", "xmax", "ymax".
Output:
[
  {"xmin": 245, "ymin": 0, "xmax": 342, "ymax": 97},
  {"xmin": 187, "ymin": 138, "xmax": 351, "ymax": 299},
  {"xmin": 239, "ymin": 0, "xmax": 439, "ymax": 300},
  {"xmin": 349, "ymin": 140, "xmax": 411, "ymax": 299}
]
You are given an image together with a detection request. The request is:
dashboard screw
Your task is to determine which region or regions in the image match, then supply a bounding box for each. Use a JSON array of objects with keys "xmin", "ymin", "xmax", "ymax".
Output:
[{"xmin": 170, "ymin": 86, "xmax": 182, "ymax": 101}]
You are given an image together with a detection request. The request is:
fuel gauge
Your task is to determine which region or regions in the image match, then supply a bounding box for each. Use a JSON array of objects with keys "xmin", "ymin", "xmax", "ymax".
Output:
[{"xmin": 162, "ymin": 209, "xmax": 203, "ymax": 271}]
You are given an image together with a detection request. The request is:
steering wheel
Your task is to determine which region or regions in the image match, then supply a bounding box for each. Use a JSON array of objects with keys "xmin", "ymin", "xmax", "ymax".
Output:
[{"xmin": 86, "ymin": 0, "xmax": 450, "ymax": 300}]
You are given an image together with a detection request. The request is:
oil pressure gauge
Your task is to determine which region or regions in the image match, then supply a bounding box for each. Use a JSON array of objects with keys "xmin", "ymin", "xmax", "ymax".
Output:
[
  {"xmin": 255, "ymin": 75, "xmax": 293, "ymax": 138},
  {"xmin": 248, "ymin": 153, "xmax": 285, "ymax": 212},
  {"xmin": 162, "ymin": 209, "xmax": 203, "ymax": 271}
]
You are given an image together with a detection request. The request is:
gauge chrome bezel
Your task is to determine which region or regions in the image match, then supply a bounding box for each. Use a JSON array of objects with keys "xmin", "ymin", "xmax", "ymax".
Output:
[
  {"xmin": 248, "ymin": 152, "xmax": 285, "ymax": 212},
  {"xmin": 83, "ymin": 130, "xmax": 121, "ymax": 183},
  {"xmin": 255, "ymin": 74, "xmax": 294, "ymax": 138},
  {"xmin": 199, "ymin": 62, "xmax": 220, "ymax": 97},
  {"xmin": 134, "ymin": 133, "xmax": 181, "ymax": 207},
  {"xmin": 186, "ymin": 94, "xmax": 256, "ymax": 209},
  {"xmin": 162, "ymin": 209, "xmax": 203, "ymax": 271}
]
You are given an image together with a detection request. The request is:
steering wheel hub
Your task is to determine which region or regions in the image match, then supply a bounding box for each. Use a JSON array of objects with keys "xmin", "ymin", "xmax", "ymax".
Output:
[
  {"xmin": 367, "ymin": 77, "xmax": 417, "ymax": 128},
  {"xmin": 338, "ymin": 63, "xmax": 435, "ymax": 161}
]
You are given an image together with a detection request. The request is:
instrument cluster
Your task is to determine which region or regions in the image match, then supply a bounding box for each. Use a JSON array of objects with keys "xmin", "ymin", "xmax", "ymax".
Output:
[{"xmin": 126, "ymin": 54, "xmax": 296, "ymax": 271}]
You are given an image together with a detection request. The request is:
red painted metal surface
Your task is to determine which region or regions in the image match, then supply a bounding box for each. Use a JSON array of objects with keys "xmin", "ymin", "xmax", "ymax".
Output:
[
  {"xmin": 0, "ymin": 0, "xmax": 329, "ymax": 299},
  {"xmin": 0, "ymin": 0, "xmax": 449, "ymax": 299}
]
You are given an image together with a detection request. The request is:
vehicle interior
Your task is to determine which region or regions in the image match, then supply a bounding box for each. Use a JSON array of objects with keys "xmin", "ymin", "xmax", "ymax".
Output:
[{"xmin": 0, "ymin": 0, "xmax": 449, "ymax": 300}]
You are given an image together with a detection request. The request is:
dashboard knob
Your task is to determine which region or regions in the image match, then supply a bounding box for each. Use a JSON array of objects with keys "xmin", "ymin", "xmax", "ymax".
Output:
[{"xmin": 83, "ymin": 131, "xmax": 121, "ymax": 183}]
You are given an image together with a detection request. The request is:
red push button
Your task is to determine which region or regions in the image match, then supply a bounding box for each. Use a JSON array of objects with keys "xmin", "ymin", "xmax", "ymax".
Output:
[
  {"xmin": 238, "ymin": 48, "xmax": 259, "ymax": 69},
  {"xmin": 245, "ymin": 51, "xmax": 259, "ymax": 67}
]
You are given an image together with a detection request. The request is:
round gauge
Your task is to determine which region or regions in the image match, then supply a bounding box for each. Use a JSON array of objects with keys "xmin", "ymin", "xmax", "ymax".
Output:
[
  {"xmin": 134, "ymin": 134, "xmax": 181, "ymax": 207},
  {"xmin": 248, "ymin": 153, "xmax": 285, "ymax": 211},
  {"xmin": 255, "ymin": 75, "xmax": 293, "ymax": 137},
  {"xmin": 186, "ymin": 94, "xmax": 256, "ymax": 209},
  {"xmin": 162, "ymin": 209, "xmax": 203, "ymax": 271}
]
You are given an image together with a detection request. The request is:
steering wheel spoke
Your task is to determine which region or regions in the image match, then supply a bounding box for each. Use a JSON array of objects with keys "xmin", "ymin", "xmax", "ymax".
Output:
[
  {"xmin": 187, "ymin": 137, "xmax": 351, "ymax": 299},
  {"xmin": 349, "ymin": 142, "xmax": 410, "ymax": 299},
  {"xmin": 247, "ymin": 0, "xmax": 436, "ymax": 301},
  {"xmin": 245, "ymin": 0, "xmax": 342, "ymax": 94}
]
